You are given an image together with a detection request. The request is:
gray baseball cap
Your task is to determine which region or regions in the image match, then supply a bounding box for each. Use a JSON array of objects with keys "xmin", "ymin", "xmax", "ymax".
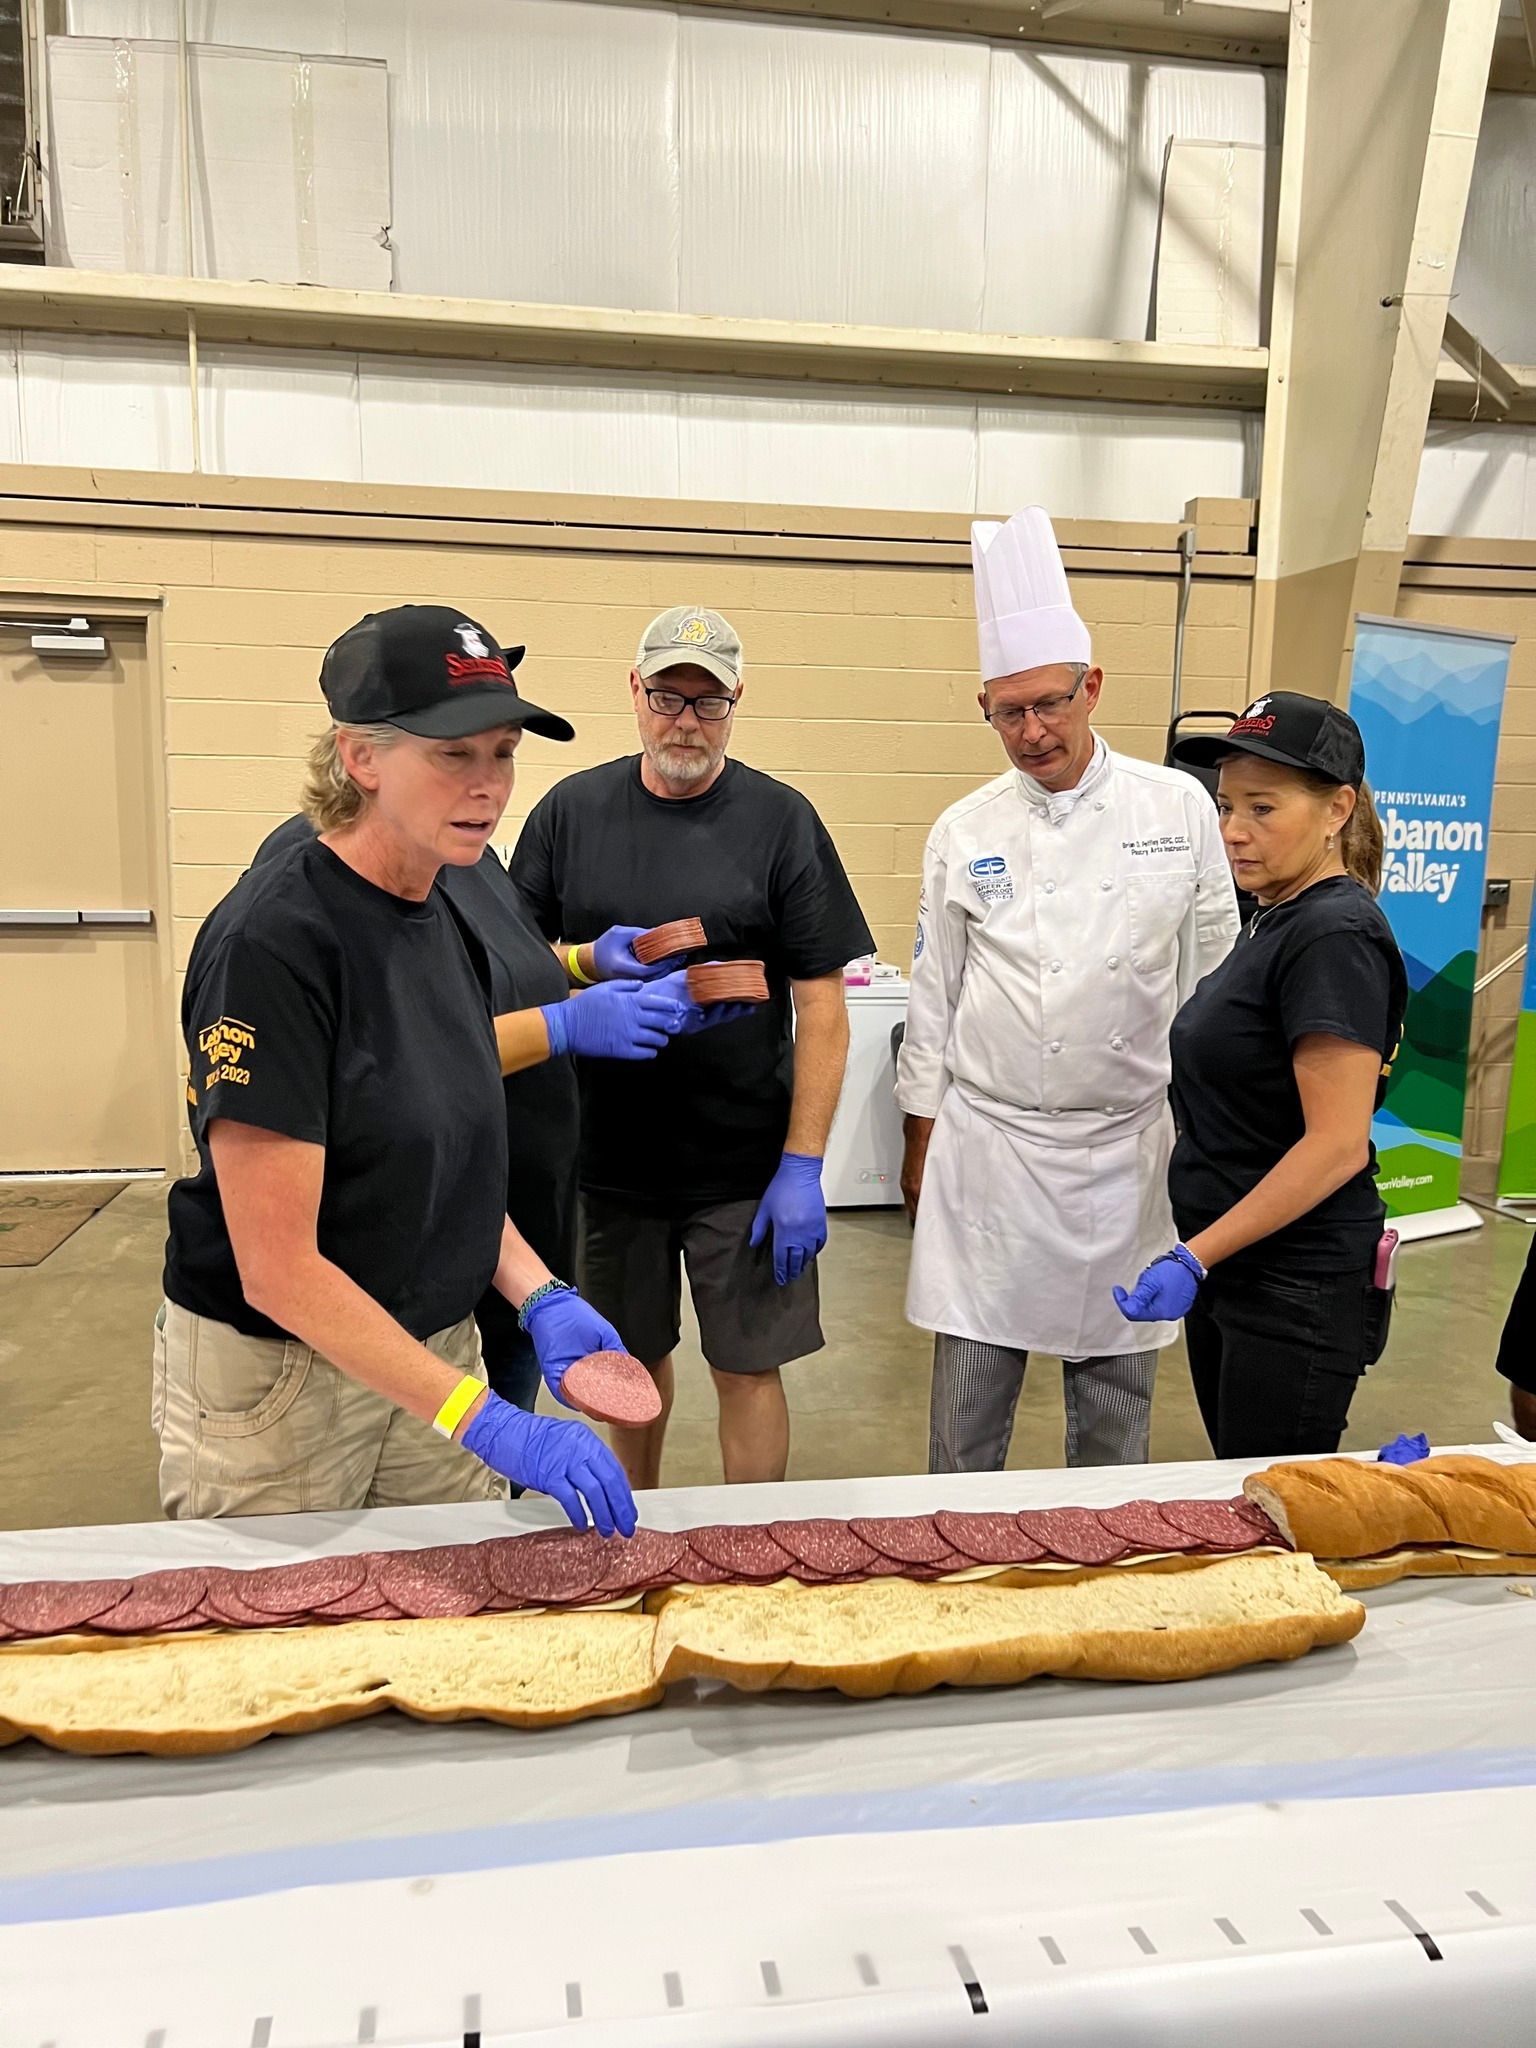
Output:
[{"xmin": 635, "ymin": 604, "xmax": 742, "ymax": 692}]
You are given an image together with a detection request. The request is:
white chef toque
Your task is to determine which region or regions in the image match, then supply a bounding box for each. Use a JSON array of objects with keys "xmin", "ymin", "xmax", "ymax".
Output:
[{"xmin": 971, "ymin": 506, "xmax": 1092, "ymax": 684}]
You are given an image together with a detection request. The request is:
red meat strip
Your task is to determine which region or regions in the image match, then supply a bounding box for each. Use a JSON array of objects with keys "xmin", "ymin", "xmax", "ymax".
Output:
[
  {"xmin": 236, "ymin": 1556, "xmax": 369, "ymax": 1617},
  {"xmin": 1097, "ymin": 1501, "xmax": 1199, "ymax": 1553},
  {"xmin": 374, "ymin": 1545, "xmax": 493, "ymax": 1619},
  {"xmin": 767, "ymin": 1521, "xmax": 880, "ymax": 1576},
  {"xmin": 591, "ymin": 1528, "xmax": 688, "ymax": 1599},
  {"xmin": 1014, "ymin": 1508, "xmax": 1128, "ymax": 1565},
  {"xmin": 482, "ymin": 1528, "xmax": 608, "ymax": 1604},
  {"xmin": 1228, "ymin": 1495, "xmax": 1288, "ymax": 1544},
  {"xmin": 308, "ymin": 1577, "xmax": 394, "ymax": 1621},
  {"xmin": 934, "ymin": 1510, "xmax": 1048, "ymax": 1566},
  {"xmin": 1158, "ymin": 1499, "xmax": 1261, "ymax": 1550},
  {"xmin": 848, "ymin": 1515, "xmax": 954, "ymax": 1566},
  {"xmin": 670, "ymin": 1547, "xmax": 738, "ymax": 1584},
  {"xmin": 0, "ymin": 1577, "xmax": 131, "ymax": 1636},
  {"xmin": 90, "ymin": 1568, "xmax": 211, "ymax": 1634},
  {"xmin": 201, "ymin": 1571, "xmax": 286, "ymax": 1628},
  {"xmin": 561, "ymin": 1351, "xmax": 662, "ymax": 1427},
  {"xmin": 687, "ymin": 1525, "xmax": 796, "ymax": 1579},
  {"xmin": 905, "ymin": 1548, "xmax": 979, "ymax": 1578}
]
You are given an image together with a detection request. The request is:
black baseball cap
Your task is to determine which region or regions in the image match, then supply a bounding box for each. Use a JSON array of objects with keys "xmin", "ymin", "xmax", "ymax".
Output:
[
  {"xmin": 1172, "ymin": 691, "xmax": 1365, "ymax": 789},
  {"xmin": 320, "ymin": 605, "xmax": 575, "ymax": 742}
]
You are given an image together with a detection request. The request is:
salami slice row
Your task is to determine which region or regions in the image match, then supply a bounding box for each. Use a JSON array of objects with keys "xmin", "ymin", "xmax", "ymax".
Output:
[{"xmin": 0, "ymin": 1496, "xmax": 1287, "ymax": 1643}]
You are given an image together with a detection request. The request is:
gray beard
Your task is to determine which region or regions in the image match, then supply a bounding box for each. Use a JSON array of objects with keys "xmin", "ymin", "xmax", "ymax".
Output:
[{"xmin": 646, "ymin": 736, "xmax": 722, "ymax": 785}]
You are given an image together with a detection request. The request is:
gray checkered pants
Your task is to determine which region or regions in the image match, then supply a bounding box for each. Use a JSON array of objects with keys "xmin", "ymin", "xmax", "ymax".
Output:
[{"xmin": 929, "ymin": 1334, "xmax": 1157, "ymax": 1472}]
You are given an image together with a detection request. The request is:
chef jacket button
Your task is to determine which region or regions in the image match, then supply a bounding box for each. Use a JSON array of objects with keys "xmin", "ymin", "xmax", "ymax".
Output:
[
  {"xmin": 1094, "ymin": 801, "xmax": 1106, "ymax": 812},
  {"xmin": 1044, "ymin": 881, "xmax": 1057, "ymax": 894},
  {"xmin": 1049, "ymin": 1109, "xmax": 1062, "ymax": 1118},
  {"xmin": 1050, "ymin": 959, "xmax": 1062, "ymax": 973},
  {"xmin": 1050, "ymin": 1040, "xmax": 1063, "ymax": 1053},
  {"xmin": 1099, "ymin": 879, "xmax": 1111, "ymax": 892},
  {"xmin": 1111, "ymin": 1036, "xmax": 1125, "ymax": 1051},
  {"xmin": 1107, "ymin": 954, "xmax": 1120, "ymax": 969}
]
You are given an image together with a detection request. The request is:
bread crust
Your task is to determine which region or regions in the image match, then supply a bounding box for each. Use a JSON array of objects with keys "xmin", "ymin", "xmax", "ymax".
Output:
[{"xmin": 1245, "ymin": 1456, "xmax": 1536, "ymax": 1571}]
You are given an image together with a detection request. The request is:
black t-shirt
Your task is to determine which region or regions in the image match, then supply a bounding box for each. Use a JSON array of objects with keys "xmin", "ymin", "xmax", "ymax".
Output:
[
  {"xmin": 511, "ymin": 755, "xmax": 874, "ymax": 1204},
  {"xmin": 1168, "ymin": 876, "xmax": 1407, "ymax": 1274},
  {"xmin": 163, "ymin": 839, "xmax": 508, "ymax": 1340},
  {"xmin": 254, "ymin": 818, "xmax": 579, "ymax": 1278}
]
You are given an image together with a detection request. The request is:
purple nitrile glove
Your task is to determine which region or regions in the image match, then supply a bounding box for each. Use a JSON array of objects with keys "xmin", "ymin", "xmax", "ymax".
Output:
[
  {"xmin": 749, "ymin": 1151, "xmax": 828, "ymax": 1288},
  {"xmin": 590, "ymin": 924, "xmax": 685, "ymax": 981},
  {"xmin": 541, "ymin": 980, "xmax": 686, "ymax": 1062},
  {"xmin": 521, "ymin": 1284, "xmax": 628, "ymax": 1404},
  {"xmin": 461, "ymin": 1392, "xmax": 637, "ymax": 1537},
  {"xmin": 1112, "ymin": 1243, "xmax": 1206, "ymax": 1323},
  {"xmin": 647, "ymin": 967, "xmax": 758, "ymax": 1038}
]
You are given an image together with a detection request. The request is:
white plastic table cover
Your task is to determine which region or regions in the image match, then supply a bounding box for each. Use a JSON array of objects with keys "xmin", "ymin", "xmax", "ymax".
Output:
[{"xmin": 1, "ymin": 1446, "xmax": 1533, "ymax": 2048}]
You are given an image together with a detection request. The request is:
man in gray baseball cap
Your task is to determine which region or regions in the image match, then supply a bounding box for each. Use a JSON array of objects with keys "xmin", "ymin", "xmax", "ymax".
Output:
[{"xmin": 511, "ymin": 603, "xmax": 873, "ymax": 1489}]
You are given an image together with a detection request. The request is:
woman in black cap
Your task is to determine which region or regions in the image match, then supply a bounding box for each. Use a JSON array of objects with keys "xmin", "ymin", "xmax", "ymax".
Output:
[
  {"xmin": 155, "ymin": 605, "xmax": 664, "ymax": 1531},
  {"xmin": 1114, "ymin": 691, "xmax": 1407, "ymax": 1457}
]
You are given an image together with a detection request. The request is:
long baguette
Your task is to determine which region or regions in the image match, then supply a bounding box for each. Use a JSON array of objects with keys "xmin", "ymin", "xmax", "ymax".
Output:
[
  {"xmin": 652, "ymin": 1552, "xmax": 1363, "ymax": 1697},
  {"xmin": 1243, "ymin": 1456, "xmax": 1536, "ymax": 1566}
]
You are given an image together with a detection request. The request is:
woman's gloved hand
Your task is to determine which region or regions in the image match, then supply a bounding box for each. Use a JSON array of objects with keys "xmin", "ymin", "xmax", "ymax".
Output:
[
  {"xmin": 647, "ymin": 967, "xmax": 758, "ymax": 1037},
  {"xmin": 749, "ymin": 1152, "xmax": 828, "ymax": 1287},
  {"xmin": 1112, "ymin": 1244, "xmax": 1206, "ymax": 1323},
  {"xmin": 590, "ymin": 925, "xmax": 685, "ymax": 981},
  {"xmin": 461, "ymin": 1394, "xmax": 637, "ymax": 1537},
  {"xmin": 540, "ymin": 980, "xmax": 687, "ymax": 1062},
  {"xmin": 521, "ymin": 1284, "xmax": 627, "ymax": 1404}
]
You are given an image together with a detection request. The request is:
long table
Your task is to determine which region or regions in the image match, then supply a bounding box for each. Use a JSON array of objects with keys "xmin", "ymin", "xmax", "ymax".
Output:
[{"xmin": 1, "ymin": 1447, "xmax": 1534, "ymax": 2045}]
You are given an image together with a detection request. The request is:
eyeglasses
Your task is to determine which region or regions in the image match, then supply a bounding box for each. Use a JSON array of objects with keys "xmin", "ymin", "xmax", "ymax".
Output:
[
  {"xmin": 984, "ymin": 669, "xmax": 1088, "ymax": 734},
  {"xmin": 643, "ymin": 684, "xmax": 738, "ymax": 722}
]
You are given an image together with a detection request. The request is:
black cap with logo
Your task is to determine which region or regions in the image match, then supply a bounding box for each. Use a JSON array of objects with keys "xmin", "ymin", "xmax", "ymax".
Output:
[
  {"xmin": 1171, "ymin": 690, "xmax": 1365, "ymax": 789},
  {"xmin": 319, "ymin": 605, "xmax": 575, "ymax": 742}
]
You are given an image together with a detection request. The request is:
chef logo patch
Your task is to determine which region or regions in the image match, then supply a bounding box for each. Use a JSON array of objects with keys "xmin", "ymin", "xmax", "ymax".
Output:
[
  {"xmin": 968, "ymin": 853, "xmax": 1015, "ymax": 906},
  {"xmin": 675, "ymin": 614, "xmax": 713, "ymax": 647},
  {"xmin": 198, "ymin": 1015, "xmax": 255, "ymax": 1091},
  {"xmin": 913, "ymin": 920, "xmax": 925, "ymax": 960}
]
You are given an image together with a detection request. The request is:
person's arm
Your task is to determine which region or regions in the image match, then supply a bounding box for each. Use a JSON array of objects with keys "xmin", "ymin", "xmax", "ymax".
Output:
[
  {"xmin": 1176, "ymin": 788, "xmax": 1240, "ymax": 1008},
  {"xmin": 495, "ymin": 1006, "xmax": 556, "ymax": 1075},
  {"xmin": 1183, "ymin": 1034, "xmax": 1380, "ymax": 1269},
  {"xmin": 786, "ymin": 971, "xmax": 851, "ymax": 1155},
  {"xmin": 210, "ymin": 1120, "xmax": 498, "ymax": 1426},
  {"xmin": 896, "ymin": 826, "xmax": 965, "ymax": 1221}
]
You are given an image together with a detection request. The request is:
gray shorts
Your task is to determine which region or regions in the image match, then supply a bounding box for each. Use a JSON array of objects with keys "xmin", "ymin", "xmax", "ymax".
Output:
[{"xmin": 577, "ymin": 1191, "xmax": 823, "ymax": 1376}]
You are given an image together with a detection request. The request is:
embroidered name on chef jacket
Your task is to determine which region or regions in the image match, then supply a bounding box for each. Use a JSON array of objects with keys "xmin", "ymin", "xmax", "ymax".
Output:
[
  {"xmin": 1120, "ymin": 833, "xmax": 1193, "ymax": 860},
  {"xmin": 968, "ymin": 854, "xmax": 1015, "ymax": 905}
]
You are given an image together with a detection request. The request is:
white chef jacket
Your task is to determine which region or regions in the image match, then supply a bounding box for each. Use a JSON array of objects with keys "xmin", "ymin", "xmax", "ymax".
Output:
[{"xmin": 897, "ymin": 738, "xmax": 1239, "ymax": 1355}]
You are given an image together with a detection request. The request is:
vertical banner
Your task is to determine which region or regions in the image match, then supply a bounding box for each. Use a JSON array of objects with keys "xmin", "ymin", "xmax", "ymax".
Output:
[
  {"xmin": 1497, "ymin": 916, "xmax": 1536, "ymax": 1204},
  {"xmin": 1347, "ymin": 615, "xmax": 1511, "ymax": 1229}
]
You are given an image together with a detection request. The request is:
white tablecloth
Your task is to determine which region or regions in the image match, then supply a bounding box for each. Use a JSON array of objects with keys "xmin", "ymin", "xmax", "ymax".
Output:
[{"xmin": 2, "ymin": 1448, "xmax": 1534, "ymax": 2046}]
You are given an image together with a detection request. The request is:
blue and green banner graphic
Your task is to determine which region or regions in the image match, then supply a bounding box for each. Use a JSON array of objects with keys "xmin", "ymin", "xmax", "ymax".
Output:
[
  {"xmin": 1348, "ymin": 615, "xmax": 1511, "ymax": 1221},
  {"xmin": 1497, "ymin": 916, "xmax": 1536, "ymax": 1203}
]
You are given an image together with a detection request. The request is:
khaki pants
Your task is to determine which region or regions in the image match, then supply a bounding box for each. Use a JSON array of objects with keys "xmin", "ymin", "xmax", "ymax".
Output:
[{"xmin": 153, "ymin": 1300, "xmax": 508, "ymax": 1518}]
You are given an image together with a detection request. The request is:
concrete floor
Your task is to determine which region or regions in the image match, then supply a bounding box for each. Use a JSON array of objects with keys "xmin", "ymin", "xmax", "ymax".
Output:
[{"xmin": 0, "ymin": 1182, "xmax": 1528, "ymax": 1531}]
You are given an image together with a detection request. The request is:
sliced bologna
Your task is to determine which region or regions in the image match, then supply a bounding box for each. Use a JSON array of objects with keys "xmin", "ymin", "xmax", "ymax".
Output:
[
  {"xmin": 592, "ymin": 1528, "xmax": 688, "ymax": 1599},
  {"xmin": 687, "ymin": 1525, "xmax": 795, "ymax": 1580},
  {"xmin": 934, "ymin": 1510, "xmax": 1047, "ymax": 1566},
  {"xmin": 1158, "ymin": 1499, "xmax": 1260, "ymax": 1551},
  {"xmin": 375, "ymin": 1545, "xmax": 493, "ymax": 1619},
  {"xmin": 768, "ymin": 1520, "xmax": 879, "ymax": 1578},
  {"xmin": 1097, "ymin": 1500, "xmax": 1199, "ymax": 1553},
  {"xmin": 1014, "ymin": 1508, "xmax": 1128, "ymax": 1566},
  {"xmin": 669, "ymin": 1546, "xmax": 737, "ymax": 1585},
  {"xmin": 90, "ymin": 1568, "xmax": 210, "ymax": 1634},
  {"xmin": 907, "ymin": 1548, "xmax": 982, "ymax": 1578},
  {"xmin": 0, "ymin": 1577, "xmax": 131, "ymax": 1637},
  {"xmin": 483, "ymin": 1529, "xmax": 608, "ymax": 1605},
  {"xmin": 848, "ymin": 1515, "xmax": 954, "ymax": 1566},
  {"xmin": 237, "ymin": 1556, "xmax": 369, "ymax": 1617},
  {"xmin": 561, "ymin": 1351, "xmax": 662, "ymax": 1427},
  {"xmin": 1228, "ymin": 1495, "xmax": 1288, "ymax": 1544},
  {"xmin": 309, "ymin": 1576, "xmax": 395, "ymax": 1622},
  {"xmin": 200, "ymin": 1570, "xmax": 283, "ymax": 1629}
]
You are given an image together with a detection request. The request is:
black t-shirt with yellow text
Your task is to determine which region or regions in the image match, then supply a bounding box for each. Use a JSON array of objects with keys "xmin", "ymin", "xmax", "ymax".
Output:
[{"xmin": 163, "ymin": 839, "xmax": 507, "ymax": 1340}]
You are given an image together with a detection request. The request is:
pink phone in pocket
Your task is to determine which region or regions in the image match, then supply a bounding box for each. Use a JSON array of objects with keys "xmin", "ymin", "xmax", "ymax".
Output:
[{"xmin": 1374, "ymin": 1228, "xmax": 1400, "ymax": 1291}]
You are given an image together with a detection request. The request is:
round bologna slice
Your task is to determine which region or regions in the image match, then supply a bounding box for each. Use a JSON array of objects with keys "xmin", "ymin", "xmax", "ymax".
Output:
[
  {"xmin": 768, "ymin": 1520, "xmax": 880, "ymax": 1578},
  {"xmin": 848, "ymin": 1515, "xmax": 954, "ymax": 1566},
  {"xmin": 1097, "ymin": 1500, "xmax": 1200, "ymax": 1553},
  {"xmin": 561, "ymin": 1351, "xmax": 662, "ymax": 1427},
  {"xmin": 202, "ymin": 1570, "xmax": 286, "ymax": 1628},
  {"xmin": 934, "ymin": 1510, "xmax": 1048, "ymax": 1566},
  {"xmin": 1014, "ymin": 1508, "xmax": 1128, "ymax": 1566},
  {"xmin": 907, "ymin": 1548, "xmax": 983, "ymax": 1578},
  {"xmin": 687, "ymin": 1524, "xmax": 796, "ymax": 1580},
  {"xmin": 483, "ymin": 1528, "xmax": 608, "ymax": 1605},
  {"xmin": 670, "ymin": 1546, "xmax": 737, "ymax": 1584},
  {"xmin": 238, "ymin": 1555, "xmax": 370, "ymax": 1618},
  {"xmin": 309, "ymin": 1576, "xmax": 394, "ymax": 1621},
  {"xmin": 1228, "ymin": 1495, "xmax": 1288, "ymax": 1543},
  {"xmin": 591, "ymin": 1527, "xmax": 688, "ymax": 1599},
  {"xmin": 374, "ymin": 1545, "xmax": 493, "ymax": 1619},
  {"xmin": 0, "ymin": 1576, "xmax": 132, "ymax": 1637},
  {"xmin": 1157, "ymin": 1499, "xmax": 1260, "ymax": 1551},
  {"xmin": 90, "ymin": 1568, "xmax": 211, "ymax": 1634}
]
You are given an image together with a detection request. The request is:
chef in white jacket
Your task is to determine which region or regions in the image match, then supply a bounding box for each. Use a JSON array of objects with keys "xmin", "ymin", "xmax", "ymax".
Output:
[{"xmin": 897, "ymin": 506, "xmax": 1238, "ymax": 1470}]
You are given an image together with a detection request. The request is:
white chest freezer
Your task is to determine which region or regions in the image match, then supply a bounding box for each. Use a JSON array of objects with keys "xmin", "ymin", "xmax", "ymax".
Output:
[{"xmin": 823, "ymin": 976, "xmax": 910, "ymax": 1208}]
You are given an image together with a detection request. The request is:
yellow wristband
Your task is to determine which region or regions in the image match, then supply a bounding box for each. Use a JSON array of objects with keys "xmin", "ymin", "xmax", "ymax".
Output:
[
  {"xmin": 432, "ymin": 1374, "xmax": 486, "ymax": 1441},
  {"xmin": 566, "ymin": 944, "xmax": 595, "ymax": 987}
]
